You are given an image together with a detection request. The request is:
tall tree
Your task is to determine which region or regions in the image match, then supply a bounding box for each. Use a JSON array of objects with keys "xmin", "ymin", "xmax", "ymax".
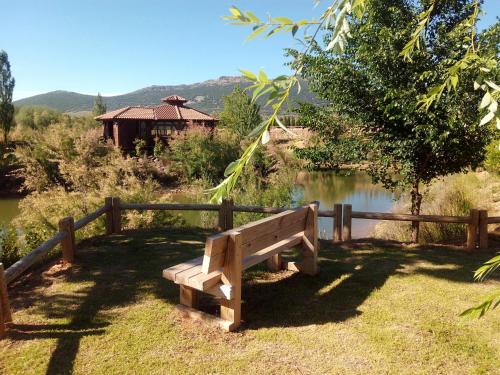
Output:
[
  {"xmin": 0, "ymin": 51, "xmax": 15, "ymax": 145},
  {"xmin": 93, "ymin": 92, "xmax": 106, "ymax": 116},
  {"xmin": 219, "ymin": 86, "xmax": 262, "ymax": 137},
  {"xmin": 294, "ymin": 1, "xmax": 496, "ymax": 242}
]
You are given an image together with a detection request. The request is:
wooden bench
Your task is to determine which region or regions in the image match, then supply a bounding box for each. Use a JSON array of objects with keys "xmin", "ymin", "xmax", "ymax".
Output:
[{"xmin": 163, "ymin": 203, "xmax": 319, "ymax": 331}]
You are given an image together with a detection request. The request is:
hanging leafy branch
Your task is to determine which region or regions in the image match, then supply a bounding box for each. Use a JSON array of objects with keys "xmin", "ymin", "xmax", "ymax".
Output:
[
  {"xmin": 400, "ymin": 0, "xmax": 436, "ymax": 60},
  {"xmin": 461, "ymin": 254, "xmax": 500, "ymax": 318},
  {"xmin": 211, "ymin": 1, "xmax": 366, "ymax": 202},
  {"xmin": 402, "ymin": 0, "xmax": 499, "ymax": 128}
]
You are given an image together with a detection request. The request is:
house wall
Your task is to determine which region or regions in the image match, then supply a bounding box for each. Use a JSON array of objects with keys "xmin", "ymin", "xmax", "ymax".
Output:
[{"xmin": 103, "ymin": 119, "xmax": 218, "ymax": 153}]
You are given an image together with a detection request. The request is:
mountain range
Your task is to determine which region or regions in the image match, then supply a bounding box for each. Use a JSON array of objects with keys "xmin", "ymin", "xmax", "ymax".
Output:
[{"xmin": 14, "ymin": 76, "xmax": 320, "ymax": 114}]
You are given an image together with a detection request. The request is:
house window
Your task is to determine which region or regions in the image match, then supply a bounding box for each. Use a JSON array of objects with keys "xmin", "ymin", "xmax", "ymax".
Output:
[{"xmin": 151, "ymin": 122, "xmax": 176, "ymax": 137}]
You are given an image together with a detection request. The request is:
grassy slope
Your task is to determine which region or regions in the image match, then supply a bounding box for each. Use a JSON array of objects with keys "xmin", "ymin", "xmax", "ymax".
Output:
[{"xmin": 0, "ymin": 228, "xmax": 498, "ymax": 375}]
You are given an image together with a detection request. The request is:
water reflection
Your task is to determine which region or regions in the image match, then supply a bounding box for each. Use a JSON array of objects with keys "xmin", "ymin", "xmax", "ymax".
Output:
[{"xmin": 292, "ymin": 171, "xmax": 394, "ymax": 239}]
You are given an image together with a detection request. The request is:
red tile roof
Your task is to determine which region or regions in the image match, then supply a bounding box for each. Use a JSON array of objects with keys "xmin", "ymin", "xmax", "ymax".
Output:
[
  {"xmin": 95, "ymin": 95, "xmax": 216, "ymax": 122},
  {"xmin": 161, "ymin": 95, "xmax": 187, "ymax": 103}
]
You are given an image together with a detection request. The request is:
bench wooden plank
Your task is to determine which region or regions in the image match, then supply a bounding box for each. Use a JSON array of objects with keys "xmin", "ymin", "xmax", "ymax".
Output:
[
  {"xmin": 241, "ymin": 217, "xmax": 307, "ymax": 257},
  {"xmin": 239, "ymin": 207, "xmax": 308, "ymax": 246},
  {"xmin": 200, "ymin": 207, "xmax": 308, "ymax": 274},
  {"xmin": 220, "ymin": 232, "xmax": 242, "ymax": 327},
  {"xmin": 201, "ymin": 233, "xmax": 229, "ymax": 274},
  {"xmin": 175, "ymin": 264, "xmax": 204, "ymax": 285},
  {"xmin": 162, "ymin": 256, "xmax": 203, "ymax": 281},
  {"xmin": 186, "ymin": 270, "xmax": 223, "ymax": 291},
  {"xmin": 242, "ymin": 232, "xmax": 303, "ymax": 270}
]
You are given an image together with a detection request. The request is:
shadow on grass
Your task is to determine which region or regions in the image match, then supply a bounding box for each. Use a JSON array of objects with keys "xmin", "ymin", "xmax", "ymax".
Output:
[
  {"xmin": 5, "ymin": 228, "xmax": 498, "ymax": 374},
  {"xmin": 244, "ymin": 239, "xmax": 497, "ymax": 329},
  {"xmin": 8, "ymin": 227, "xmax": 214, "ymax": 375}
]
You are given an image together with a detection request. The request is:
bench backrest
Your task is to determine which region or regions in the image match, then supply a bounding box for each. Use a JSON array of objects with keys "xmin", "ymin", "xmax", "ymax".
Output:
[{"xmin": 201, "ymin": 203, "xmax": 317, "ymax": 274}]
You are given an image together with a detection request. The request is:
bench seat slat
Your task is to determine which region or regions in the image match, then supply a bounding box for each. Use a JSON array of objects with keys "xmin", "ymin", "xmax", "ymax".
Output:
[{"xmin": 162, "ymin": 256, "xmax": 203, "ymax": 281}]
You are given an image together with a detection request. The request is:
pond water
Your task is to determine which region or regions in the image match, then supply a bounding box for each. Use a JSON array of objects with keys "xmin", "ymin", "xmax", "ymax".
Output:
[
  {"xmin": 292, "ymin": 171, "xmax": 394, "ymax": 239},
  {"xmin": 0, "ymin": 198, "xmax": 21, "ymax": 225},
  {"xmin": 172, "ymin": 170, "xmax": 395, "ymax": 239},
  {"xmin": 0, "ymin": 171, "xmax": 395, "ymax": 238}
]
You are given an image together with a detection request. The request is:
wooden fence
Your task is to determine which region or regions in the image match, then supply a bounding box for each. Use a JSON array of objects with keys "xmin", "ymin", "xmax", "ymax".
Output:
[{"xmin": 0, "ymin": 197, "xmax": 498, "ymax": 338}]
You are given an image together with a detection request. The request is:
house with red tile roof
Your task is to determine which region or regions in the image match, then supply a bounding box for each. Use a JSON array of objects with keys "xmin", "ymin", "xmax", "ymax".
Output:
[{"xmin": 95, "ymin": 95, "xmax": 217, "ymax": 151}]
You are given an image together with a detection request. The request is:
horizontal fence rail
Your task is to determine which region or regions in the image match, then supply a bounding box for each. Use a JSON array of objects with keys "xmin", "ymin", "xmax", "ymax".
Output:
[
  {"xmin": 74, "ymin": 204, "xmax": 109, "ymax": 230},
  {"xmin": 5, "ymin": 231, "xmax": 68, "ymax": 285},
  {"xmin": 4, "ymin": 203, "xmax": 110, "ymax": 285}
]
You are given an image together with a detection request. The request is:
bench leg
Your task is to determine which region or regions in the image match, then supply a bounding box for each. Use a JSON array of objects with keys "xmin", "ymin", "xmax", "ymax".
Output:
[
  {"xmin": 266, "ymin": 253, "xmax": 282, "ymax": 272},
  {"xmin": 179, "ymin": 285, "xmax": 198, "ymax": 308},
  {"xmin": 220, "ymin": 297, "xmax": 241, "ymax": 332},
  {"xmin": 220, "ymin": 232, "xmax": 242, "ymax": 332}
]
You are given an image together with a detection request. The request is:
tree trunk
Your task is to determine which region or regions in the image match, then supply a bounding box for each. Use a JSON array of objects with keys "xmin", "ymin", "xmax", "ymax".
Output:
[
  {"xmin": 410, "ymin": 181, "xmax": 422, "ymax": 243},
  {"xmin": 2, "ymin": 131, "xmax": 7, "ymax": 146}
]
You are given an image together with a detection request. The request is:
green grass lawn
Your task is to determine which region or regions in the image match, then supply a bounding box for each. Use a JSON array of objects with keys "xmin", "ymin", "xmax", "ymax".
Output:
[{"xmin": 1, "ymin": 227, "xmax": 499, "ymax": 375}]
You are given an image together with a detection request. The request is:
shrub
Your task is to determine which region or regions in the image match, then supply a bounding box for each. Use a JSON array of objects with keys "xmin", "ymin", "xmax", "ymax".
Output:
[
  {"xmin": 168, "ymin": 127, "xmax": 240, "ymax": 183},
  {"xmin": 484, "ymin": 141, "xmax": 500, "ymax": 173},
  {"xmin": 0, "ymin": 224, "xmax": 20, "ymax": 267}
]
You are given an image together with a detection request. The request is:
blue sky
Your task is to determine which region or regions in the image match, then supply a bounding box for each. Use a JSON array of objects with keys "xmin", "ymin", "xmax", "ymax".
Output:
[{"xmin": 2, "ymin": 0, "xmax": 498, "ymax": 100}]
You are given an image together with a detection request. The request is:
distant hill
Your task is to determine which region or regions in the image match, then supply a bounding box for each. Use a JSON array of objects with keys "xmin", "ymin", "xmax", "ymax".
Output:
[{"xmin": 14, "ymin": 76, "xmax": 320, "ymax": 115}]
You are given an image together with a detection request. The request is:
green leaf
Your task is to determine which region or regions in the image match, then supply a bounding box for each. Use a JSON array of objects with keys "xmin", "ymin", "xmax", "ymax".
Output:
[
  {"xmin": 224, "ymin": 160, "xmax": 239, "ymax": 177},
  {"xmin": 484, "ymin": 80, "xmax": 500, "ymax": 92},
  {"xmin": 239, "ymin": 69, "xmax": 257, "ymax": 81},
  {"xmin": 251, "ymin": 83, "xmax": 265, "ymax": 102},
  {"xmin": 450, "ymin": 75, "xmax": 458, "ymax": 91},
  {"xmin": 246, "ymin": 25, "xmax": 267, "ymax": 41},
  {"xmin": 261, "ymin": 130, "xmax": 270, "ymax": 144},
  {"xmin": 479, "ymin": 92, "xmax": 491, "ymax": 110},
  {"xmin": 229, "ymin": 7, "xmax": 242, "ymax": 18},
  {"xmin": 275, "ymin": 116, "xmax": 297, "ymax": 136},
  {"xmin": 258, "ymin": 70, "xmax": 269, "ymax": 83},
  {"xmin": 246, "ymin": 11, "xmax": 260, "ymax": 23},
  {"xmin": 479, "ymin": 111, "xmax": 494, "ymax": 126},
  {"xmin": 488, "ymin": 100, "xmax": 498, "ymax": 114},
  {"xmin": 274, "ymin": 17, "xmax": 293, "ymax": 24},
  {"xmin": 474, "ymin": 254, "xmax": 500, "ymax": 281},
  {"xmin": 247, "ymin": 120, "xmax": 267, "ymax": 138}
]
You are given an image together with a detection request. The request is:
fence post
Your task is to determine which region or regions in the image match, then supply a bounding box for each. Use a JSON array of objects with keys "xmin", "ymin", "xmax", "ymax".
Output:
[
  {"xmin": 217, "ymin": 200, "xmax": 225, "ymax": 231},
  {"xmin": 59, "ymin": 217, "xmax": 76, "ymax": 264},
  {"xmin": 105, "ymin": 197, "xmax": 113, "ymax": 235},
  {"xmin": 218, "ymin": 199, "xmax": 233, "ymax": 231},
  {"xmin": 478, "ymin": 210, "xmax": 488, "ymax": 250},
  {"xmin": 226, "ymin": 199, "xmax": 234, "ymax": 230},
  {"xmin": 466, "ymin": 209, "xmax": 479, "ymax": 251},
  {"xmin": 343, "ymin": 204, "xmax": 352, "ymax": 242},
  {"xmin": 112, "ymin": 197, "xmax": 121, "ymax": 234},
  {"xmin": 0, "ymin": 263, "xmax": 12, "ymax": 339},
  {"xmin": 333, "ymin": 204, "xmax": 343, "ymax": 243}
]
